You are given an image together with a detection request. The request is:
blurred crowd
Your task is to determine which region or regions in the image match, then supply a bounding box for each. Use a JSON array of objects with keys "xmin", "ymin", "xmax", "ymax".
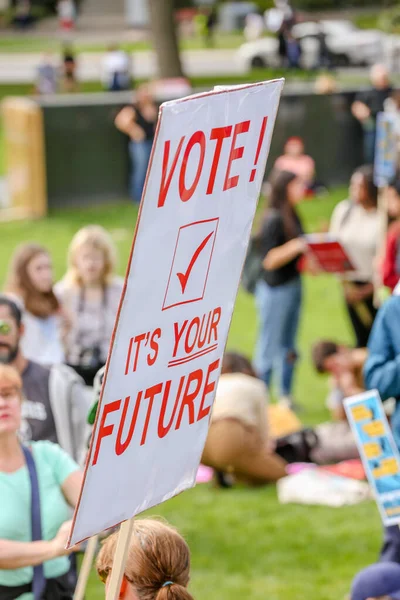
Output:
[
  {"xmin": 34, "ymin": 42, "xmax": 134, "ymax": 95},
  {"xmin": 2, "ymin": 44, "xmax": 400, "ymax": 599}
]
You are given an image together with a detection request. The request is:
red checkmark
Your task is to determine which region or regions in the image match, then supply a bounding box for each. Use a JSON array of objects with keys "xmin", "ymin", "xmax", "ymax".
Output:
[{"xmin": 177, "ymin": 231, "xmax": 214, "ymax": 293}]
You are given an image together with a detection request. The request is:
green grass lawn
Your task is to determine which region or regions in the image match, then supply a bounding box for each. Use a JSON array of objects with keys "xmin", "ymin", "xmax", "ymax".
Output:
[
  {"xmin": 354, "ymin": 8, "xmax": 400, "ymax": 33},
  {"xmin": 0, "ymin": 190, "xmax": 382, "ymax": 599}
]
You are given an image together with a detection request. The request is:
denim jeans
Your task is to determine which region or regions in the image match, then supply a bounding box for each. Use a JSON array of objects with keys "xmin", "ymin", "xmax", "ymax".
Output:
[
  {"xmin": 129, "ymin": 139, "xmax": 153, "ymax": 202},
  {"xmin": 254, "ymin": 277, "xmax": 302, "ymax": 396},
  {"xmin": 363, "ymin": 127, "xmax": 376, "ymax": 165}
]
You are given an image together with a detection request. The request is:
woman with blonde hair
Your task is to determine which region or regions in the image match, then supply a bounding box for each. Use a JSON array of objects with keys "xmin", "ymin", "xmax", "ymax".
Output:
[
  {"xmin": 0, "ymin": 364, "xmax": 83, "ymax": 599},
  {"xmin": 5, "ymin": 243, "xmax": 66, "ymax": 365},
  {"xmin": 56, "ymin": 225, "xmax": 123, "ymax": 385},
  {"xmin": 96, "ymin": 519, "xmax": 194, "ymax": 600}
]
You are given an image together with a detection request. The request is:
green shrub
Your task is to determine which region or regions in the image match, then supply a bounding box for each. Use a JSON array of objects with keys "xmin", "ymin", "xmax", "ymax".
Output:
[{"xmin": 379, "ymin": 5, "xmax": 400, "ymax": 33}]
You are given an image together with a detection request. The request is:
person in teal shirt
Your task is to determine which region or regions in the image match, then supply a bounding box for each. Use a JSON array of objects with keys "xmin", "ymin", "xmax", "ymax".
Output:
[{"xmin": 0, "ymin": 363, "xmax": 83, "ymax": 599}]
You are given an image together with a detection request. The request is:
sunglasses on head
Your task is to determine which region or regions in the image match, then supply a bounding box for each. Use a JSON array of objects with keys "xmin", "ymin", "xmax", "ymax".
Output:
[{"xmin": 0, "ymin": 321, "xmax": 12, "ymax": 335}]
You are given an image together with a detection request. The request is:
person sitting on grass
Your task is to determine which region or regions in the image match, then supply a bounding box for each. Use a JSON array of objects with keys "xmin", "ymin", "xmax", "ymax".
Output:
[
  {"xmin": 96, "ymin": 519, "xmax": 194, "ymax": 600},
  {"xmin": 5, "ymin": 243, "xmax": 68, "ymax": 366},
  {"xmin": 0, "ymin": 294, "xmax": 90, "ymax": 464},
  {"xmin": 312, "ymin": 340, "xmax": 366, "ymax": 419},
  {"xmin": 309, "ymin": 340, "xmax": 365, "ymax": 464},
  {"xmin": 201, "ymin": 351, "xmax": 287, "ymax": 487},
  {"xmin": 55, "ymin": 225, "xmax": 124, "ymax": 387}
]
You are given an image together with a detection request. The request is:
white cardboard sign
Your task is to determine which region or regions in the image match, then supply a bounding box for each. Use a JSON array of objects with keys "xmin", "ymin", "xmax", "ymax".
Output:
[{"xmin": 69, "ymin": 80, "xmax": 284, "ymax": 546}]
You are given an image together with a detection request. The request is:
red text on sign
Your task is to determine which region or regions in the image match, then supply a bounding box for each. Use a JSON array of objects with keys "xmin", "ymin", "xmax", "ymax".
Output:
[
  {"xmin": 125, "ymin": 328, "xmax": 162, "ymax": 375},
  {"xmin": 172, "ymin": 307, "xmax": 221, "ymax": 358},
  {"xmin": 92, "ymin": 358, "xmax": 220, "ymax": 466},
  {"xmin": 158, "ymin": 119, "xmax": 261, "ymax": 207}
]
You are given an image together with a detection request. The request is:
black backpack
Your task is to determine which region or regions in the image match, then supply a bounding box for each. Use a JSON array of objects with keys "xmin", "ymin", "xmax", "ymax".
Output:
[{"xmin": 242, "ymin": 237, "xmax": 264, "ymax": 295}]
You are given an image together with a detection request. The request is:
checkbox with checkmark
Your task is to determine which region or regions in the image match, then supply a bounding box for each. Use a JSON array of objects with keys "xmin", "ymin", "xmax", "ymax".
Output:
[{"xmin": 162, "ymin": 218, "xmax": 219, "ymax": 311}]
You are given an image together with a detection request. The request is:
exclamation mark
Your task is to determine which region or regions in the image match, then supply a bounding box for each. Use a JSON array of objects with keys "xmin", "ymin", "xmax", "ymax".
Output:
[{"xmin": 249, "ymin": 116, "xmax": 268, "ymax": 182}]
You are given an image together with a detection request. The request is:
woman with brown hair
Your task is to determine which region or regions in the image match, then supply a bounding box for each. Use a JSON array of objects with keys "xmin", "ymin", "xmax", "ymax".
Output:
[
  {"xmin": 5, "ymin": 243, "xmax": 66, "ymax": 365},
  {"xmin": 55, "ymin": 225, "xmax": 123, "ymax": 386},
  {"xmin": 96, "ymin": 519, "xmax": 194, "ymax": 600},
  {"xmin": 253, "ymin": 169, "xmax": 307, "ymax": 408}
]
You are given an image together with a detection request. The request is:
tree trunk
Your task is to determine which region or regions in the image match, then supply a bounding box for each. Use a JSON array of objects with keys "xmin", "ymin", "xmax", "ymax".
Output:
[{"xmin": 147, "ymin": 0, "xmax": 184, "ymax": 79}]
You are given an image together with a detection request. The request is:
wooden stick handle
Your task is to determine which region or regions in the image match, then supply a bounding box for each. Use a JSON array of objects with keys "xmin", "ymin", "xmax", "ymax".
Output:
[
  {"xmin": 74, "ymin": 536, "xmax": 99, "ymax": 600},
  {"xmin": 106, "ymin": 519, "xmax": 135, "ymax": 600}
]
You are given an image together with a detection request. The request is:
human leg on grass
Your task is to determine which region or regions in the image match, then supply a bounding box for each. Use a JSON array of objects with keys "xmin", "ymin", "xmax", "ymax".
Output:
[
  {"xmin": 201, "ymin": 419, "xmax": 286, "ymax": 485},
  {"xmin": 310, "ymin": 421, "xmax": 359, "ymax": 464},
  {"xmin": 254, "ymin": 279, "xmax": 297, "ymax": 391},
  {"xmin": 344, "ymin": 283, "xmax": 377, "ymax": 348},
  {"xmin": 279, "ymin": 278, "xmax": 302, "ymax": 401}
]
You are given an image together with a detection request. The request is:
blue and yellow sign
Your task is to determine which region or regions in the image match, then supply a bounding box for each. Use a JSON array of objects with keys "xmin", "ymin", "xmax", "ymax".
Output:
[{"xmin": 345, "ymin": 390, "xmax": 400, "ymax": 526}]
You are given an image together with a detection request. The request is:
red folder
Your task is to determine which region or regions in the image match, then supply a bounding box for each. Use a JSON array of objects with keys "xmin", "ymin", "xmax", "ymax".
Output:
[{"xmin": 304, "ymin": 234, "xmax": 355, "ymax": 274}]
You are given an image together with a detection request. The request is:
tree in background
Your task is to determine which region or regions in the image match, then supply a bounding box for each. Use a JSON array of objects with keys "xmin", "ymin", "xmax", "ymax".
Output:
[{"xmin": 147, "ymin": 0, "xmax": 184, "ymax": 79}]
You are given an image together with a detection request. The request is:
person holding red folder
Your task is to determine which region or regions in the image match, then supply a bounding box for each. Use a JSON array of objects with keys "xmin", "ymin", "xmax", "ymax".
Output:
[{"xmin": 253, "ymin": 170, "xmax": 307, "ymax": 408}]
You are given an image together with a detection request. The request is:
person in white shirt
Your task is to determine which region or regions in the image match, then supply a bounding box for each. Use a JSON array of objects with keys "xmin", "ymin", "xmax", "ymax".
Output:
[
  {"xmin": 101, "ymin": 45, "xmax": 131, "ymax": 92},
  {"xmin": 330, "ymin": 165, "xmax": 380, "ymax": 347},
  {"xmin": 4, "ymin": 244, "xmax": 67, "ymax": 366}
]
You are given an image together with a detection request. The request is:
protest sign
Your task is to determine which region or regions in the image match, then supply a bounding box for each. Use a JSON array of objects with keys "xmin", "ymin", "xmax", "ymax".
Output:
[
  {"xmin": 69, "ymin": 80, "xmax": 284, "ymax": 546},
  {"xmin": 374, "ymin": 112, "xmax": 397, "ymax": 188},
  {"xmin": 345, "ymin": 390, "xmax": 400, "ymax": 526}
]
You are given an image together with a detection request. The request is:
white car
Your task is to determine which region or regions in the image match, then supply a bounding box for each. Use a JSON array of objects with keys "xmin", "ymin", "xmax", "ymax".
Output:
[{"xmin": 236, "ymin": 19, "xmax": 385, "ymax": 71}]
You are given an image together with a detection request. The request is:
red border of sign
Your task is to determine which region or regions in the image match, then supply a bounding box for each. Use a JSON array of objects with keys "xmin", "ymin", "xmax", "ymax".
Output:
[
  {"xmin": 162, "ymin": 217, "xmax": 219, "ymax": 311},
  {"xmin": 67, "ymin": 78, "xmax": 284, "ymax": 547}
]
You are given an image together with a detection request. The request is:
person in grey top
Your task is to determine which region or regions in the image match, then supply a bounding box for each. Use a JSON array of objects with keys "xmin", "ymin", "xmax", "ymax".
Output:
[
  {"xmin": 56, "ymin": 225, "xmax": 123, "ymax": 386},
  {"xmin": 0, "ymin": 295, "xmax": 90, "ymax": 464}
]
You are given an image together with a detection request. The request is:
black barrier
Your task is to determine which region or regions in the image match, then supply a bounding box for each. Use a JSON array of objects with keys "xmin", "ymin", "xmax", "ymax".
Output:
[
  {"xmin": 271, "ymin": 91, "xmax": 363, "ymax": 185},
  {"xmin": 39, "ymin": 88, "xmax": 364, "ymax": 209},
  {"xmin": 40, "ymin": 94, "xmax": 130, "ymax": 209}
]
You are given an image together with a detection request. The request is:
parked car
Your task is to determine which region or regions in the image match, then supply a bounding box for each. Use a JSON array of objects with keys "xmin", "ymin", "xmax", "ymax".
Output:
[{"xmin": 236, "ymin": 19, "xmax": 385, "ymax": 71}]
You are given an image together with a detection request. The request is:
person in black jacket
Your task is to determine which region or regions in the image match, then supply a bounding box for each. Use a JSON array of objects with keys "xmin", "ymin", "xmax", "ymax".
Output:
[
  {"xmin": 352, "ymin": 64, "xmax": 392, "ymax": 163},
  {"xmin": 253, "ymin": 170, "xmax": 307, "ymax": 408}
]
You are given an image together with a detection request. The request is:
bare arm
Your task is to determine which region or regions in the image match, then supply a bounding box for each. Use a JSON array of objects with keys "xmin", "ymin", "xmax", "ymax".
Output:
[
  {"xmin": 62, "ymin": 470, "xmax": 83, "ymax": 507},
  {"xmin": 351, "ymin": 100, "xmax": 371, "ymax": 122},
  {"xmin": 353, "ymin": 348, "xmax": 368, "ymax": 371},
  {"xmin": 263, "ymin": 238, "xmax": 306, "ymax": 271},
  {"xmin": 344, "ymin": 282, "xmax": 374, "ymax": 304},
  {"xmin": 0, "ymin": 539, "xmax": 59, "ymax": 569},
  {"xmin": 114, "ymin": 106, "xmax": 145, "ymax": 141},
  {"xmin": 0, "ymin": 520, "xmax": 75, "ymax": 569},
  {"xmin": 331, "ymin": 404, "xmax": 347, "ymax": 422}
]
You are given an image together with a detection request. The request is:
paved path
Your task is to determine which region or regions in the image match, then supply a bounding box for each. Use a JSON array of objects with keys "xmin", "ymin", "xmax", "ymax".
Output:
[{"xmin": 0, "ymin": 49, "xmax": 242, "ymax": 83}]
